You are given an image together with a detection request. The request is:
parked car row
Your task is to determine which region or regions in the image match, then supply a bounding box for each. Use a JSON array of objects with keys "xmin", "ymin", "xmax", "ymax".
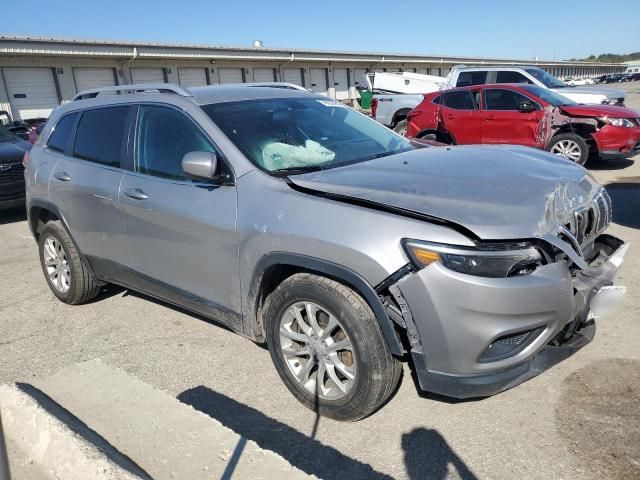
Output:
[
  {"xmin": 596, "ymin": 73, "xmax": 640, "ymax": 83},
  {"xmin": 16, "ymin": 81, "xmax": 627, "ymax": 420}
]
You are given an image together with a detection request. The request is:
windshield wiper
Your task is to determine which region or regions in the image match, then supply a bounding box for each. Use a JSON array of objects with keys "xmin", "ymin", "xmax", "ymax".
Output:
[{"xmin": 270, "ymin": 165, "xmax": 326, "ymax": 176}]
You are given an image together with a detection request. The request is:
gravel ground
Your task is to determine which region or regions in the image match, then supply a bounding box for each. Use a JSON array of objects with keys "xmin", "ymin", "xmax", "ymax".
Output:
[{"xmin": 1, "ymin": 81, "xmax": 639, "ymax": 480}]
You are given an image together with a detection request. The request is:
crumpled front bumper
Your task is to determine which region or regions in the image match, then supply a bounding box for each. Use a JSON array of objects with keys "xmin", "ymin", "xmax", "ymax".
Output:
[{"xmin": 396, "ymin": 233, "xmax": 627, "ymax": 399}]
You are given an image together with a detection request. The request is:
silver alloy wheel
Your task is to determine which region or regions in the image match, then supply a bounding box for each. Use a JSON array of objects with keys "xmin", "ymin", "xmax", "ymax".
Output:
[
  {"xmin": 279, "ymin": 301, "xmax": 356, "ymax": 400},
  {"xmin": 550, "ymin": 139, "xmax": 582, "ymax": 162},
  {"xmin": 43, "ymin": 236, "xmax": 71, "ymax": 293}
]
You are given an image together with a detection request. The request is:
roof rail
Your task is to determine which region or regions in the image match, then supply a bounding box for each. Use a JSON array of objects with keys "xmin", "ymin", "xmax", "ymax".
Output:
[{"xmin": 72, "ymin": 83, "xmax": 193, "ymax": 101}]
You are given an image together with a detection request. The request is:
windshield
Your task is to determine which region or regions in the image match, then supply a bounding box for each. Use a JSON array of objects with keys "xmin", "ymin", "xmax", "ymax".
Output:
[
  {"xmin": 519, "ymin": 85, "xmax": 577, "ymax": 106},
  {"xmin": 0, "ymin": 126, "xmax": 16, "ymax": 143},
  {"xmin": 202, "ymin": 97, "xmax": 414, "ymax": 174},
  {"xmin": 524, "ymin": 67, "xmax": 567, "ymax": 89}
]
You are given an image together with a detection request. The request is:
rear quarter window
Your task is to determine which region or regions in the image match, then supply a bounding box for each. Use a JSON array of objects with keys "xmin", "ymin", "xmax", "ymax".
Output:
[
  {"xmin": 73, "ymin": 107, "xmax": 130, "ymax": 167},
  {"xmin": 47, "ymin": 113, "xmax": 79, "ymax": 153}
]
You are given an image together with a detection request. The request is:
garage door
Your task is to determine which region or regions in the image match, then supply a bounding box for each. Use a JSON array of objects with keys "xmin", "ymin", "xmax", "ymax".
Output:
[
  {"xmin": 333, "ymin": 68, "xmax": 350, "ymax": 100},
  {"xmin": 253, "ymin": 68, "xmax": 276, "ymax": 83},
  {"xmin": 2, "ymin": 67, "xmax": 59, "ymax": 121},
  {"xmin": 130, "ymin": 68, "xmax": 165, "ymax": 84},
  {"xmin": 73, "ymin": 68, "xmax": 117, "ymax": 94},
  {"xmin": 218, "ymin": 68, "xmax": 244, "ymax": 84},
  {"xmin": 309, "ymin": 68, "xmax": 327, "ymax": 95},
  {"xmin": 178, "ymin": 68, "xmax": 208, "ymax": 87},
  {"xmin": 353, "ymin": 69, "xmax": 367, "ymax": 88},
  {"xmin": 283, "ymin": 68, "xmax": 304, "ymax": 87}
]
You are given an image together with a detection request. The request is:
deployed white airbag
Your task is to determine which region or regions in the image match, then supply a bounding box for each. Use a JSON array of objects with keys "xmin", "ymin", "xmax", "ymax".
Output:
[{"xmin": 262, "ymin": 140, "xmax": 335, "ymax": 170}]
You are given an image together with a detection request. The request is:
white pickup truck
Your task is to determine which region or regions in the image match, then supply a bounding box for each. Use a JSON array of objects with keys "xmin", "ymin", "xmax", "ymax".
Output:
[{"xmin": 368, "ymin": 72, "xmax": 444, "ymax": 135}]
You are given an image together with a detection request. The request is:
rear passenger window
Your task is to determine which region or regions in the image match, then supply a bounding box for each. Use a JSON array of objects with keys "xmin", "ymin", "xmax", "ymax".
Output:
[
  {"xmin": 47, "ymin": 113, "xmax": 78, "ymax": 153},
  {"xmin": 496, "ymin": 71, "xmax": 533, "ymax": 84},
  {"xmin": 135, "ymin": 106, "xmax": 215, "ymax": 180},
  {"xmin": 441, "ymin": 91, "xmax": 476, "ymax": 110},
  {"xmin": 456, "ymin": 71, "xmax": 488, "ymax": 87},
  {"xmin": 73, "ymin": 107, "xmax": 129, "ymax": 167}
]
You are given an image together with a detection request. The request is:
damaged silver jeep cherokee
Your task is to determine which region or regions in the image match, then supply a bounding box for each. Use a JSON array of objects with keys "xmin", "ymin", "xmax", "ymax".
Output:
[{"xmin": 26, "ymin": 84, "xmax": 627, "ymax": 421}]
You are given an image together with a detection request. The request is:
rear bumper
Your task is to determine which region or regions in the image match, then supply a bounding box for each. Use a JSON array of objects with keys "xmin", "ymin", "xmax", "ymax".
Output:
[{"xmin": 397, "ymin": 234, "xmax": 626, "ymax": 398}]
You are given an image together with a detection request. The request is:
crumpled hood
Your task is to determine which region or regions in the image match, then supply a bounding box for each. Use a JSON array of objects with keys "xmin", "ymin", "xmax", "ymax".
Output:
[
  {"xmin": 290, "ymin": 145, "xmax": 600, "ymax": 240},
  {"xmin": 551, "ymin": 85, "xmax": 625, "ymax": 100},
  {"xmin": 559, "ymin": 103, "xmax": 639, "ymax": 118},
  {"xmin": 0, "ymin": 139, "xmax": 31, "ymax": 165}
]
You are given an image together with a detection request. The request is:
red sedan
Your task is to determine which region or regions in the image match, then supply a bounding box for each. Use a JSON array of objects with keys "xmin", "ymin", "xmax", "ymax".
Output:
[{"xmin": 406, "ymin": 84, "xmax": 640, "ymax": 165}]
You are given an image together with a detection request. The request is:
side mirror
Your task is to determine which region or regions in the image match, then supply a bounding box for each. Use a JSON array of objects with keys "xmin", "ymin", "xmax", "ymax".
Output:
[
  {"xmin": 182, "ymin": 151, "xmax": 218, "ymax": 180},
  {"xmin": 518, "ymin": 100, "xmax": 537, "ymax": 113}
]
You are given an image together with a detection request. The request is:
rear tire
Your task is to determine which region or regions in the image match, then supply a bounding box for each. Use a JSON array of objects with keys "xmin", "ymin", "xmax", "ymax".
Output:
[
  {"xmin": 38, "ymin": 221, "xmax": 101, "ymax": 305},
  {"xmin": 265, "ymin": 273, "xmax": 402, "ymax": 421},
  {"xmin": 393, "ymin": 119, "xmax": 408, "ymax": 136},
  {"xmin": 547, "ymin": 133, "xmax": 589, "ymax": 165}
]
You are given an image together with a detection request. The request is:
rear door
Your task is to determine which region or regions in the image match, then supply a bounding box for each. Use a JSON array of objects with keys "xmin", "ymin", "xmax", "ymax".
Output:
[
  {"xmin": 481, "ymin": 88, "xmax": 543, "ymax": 147},
  {"xmin": 48, "ymin": 106, "xmax": 132, "ymax": 270},
  {"xmin": 118, "ymin": 104, "xmax": 241, "ymax": 328},
  {"xmin": 437, "ymin": 90, "xmax": 482, "ymax": 144}
]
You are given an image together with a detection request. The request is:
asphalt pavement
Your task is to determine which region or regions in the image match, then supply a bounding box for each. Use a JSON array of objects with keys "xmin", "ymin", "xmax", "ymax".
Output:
[{"xmin": 1, "ymin": 82, "xmax": 639, "ymax": 480}]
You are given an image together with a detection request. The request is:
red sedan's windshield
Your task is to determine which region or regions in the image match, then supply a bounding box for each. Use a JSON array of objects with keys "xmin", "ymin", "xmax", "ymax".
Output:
[{"xmin": 519, "ymin": 85, "xmax": 578, "ymax": 107}]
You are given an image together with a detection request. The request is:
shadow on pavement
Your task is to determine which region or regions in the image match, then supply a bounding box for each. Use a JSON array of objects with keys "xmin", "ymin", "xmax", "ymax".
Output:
[
  {"xmin": 402, "ymin": 428, "xmax": 479, "ymax": 480},
  {"xmin": 604, "ymin": 179, "xmax": 640, "ymax": 229},
  {"xmin": 588, "ymin": 158, "xmax": 634, "ymax": 171},
  {"xmin": 0, "ymin": 206, "xmax": 26, "ymax": 225},
  {"xmin": 177, "ymin": 386, "xmax": 393, "ymax": 479},
  {"xmin": 178, "ymin": 386, "xmax": 479, "ymax": 480}
]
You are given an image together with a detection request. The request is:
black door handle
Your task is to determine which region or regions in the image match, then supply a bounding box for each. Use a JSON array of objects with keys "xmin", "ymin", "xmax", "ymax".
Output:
[
  {"xmin": 54, "ymin": 171, "xmax": 71, "ymax": 182},
  {"xmin": 124, "ymin": 188, "xmax": 148, "ymax": 200}
]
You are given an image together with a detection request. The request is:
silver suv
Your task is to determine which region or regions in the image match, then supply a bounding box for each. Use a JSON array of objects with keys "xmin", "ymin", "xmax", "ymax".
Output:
[{"xmin": 25, "ymin": 83, "xmax": 626, "ymax": 421}]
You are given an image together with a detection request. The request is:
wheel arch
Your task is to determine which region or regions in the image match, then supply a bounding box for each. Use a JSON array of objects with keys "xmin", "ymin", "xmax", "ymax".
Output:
[
  {"xmin": 28, "ymin": 199, "xmax": 98, "ymax": 279},
  {"xmin": 246, "ymin": 253, "xmax": 405, "ymax": 356},
  {"xmin": 391, "ymin": 108, "xmax": 412, "ymax": 127}
]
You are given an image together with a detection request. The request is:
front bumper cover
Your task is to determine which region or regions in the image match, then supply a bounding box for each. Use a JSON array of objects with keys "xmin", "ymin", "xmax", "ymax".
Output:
[{"xmin": 396, "ymin": 233, "xmax": 626, "ymax": 399}]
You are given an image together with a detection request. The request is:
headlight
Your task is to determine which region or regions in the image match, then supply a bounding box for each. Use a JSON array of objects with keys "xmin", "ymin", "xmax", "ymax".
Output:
[
  {"xmin": 598, "ymin": 116, "xmax": 635, "ymax": 128},
  {"xmin": 403, "ymin": 240, "xmax": 542, "ymax": 278}
]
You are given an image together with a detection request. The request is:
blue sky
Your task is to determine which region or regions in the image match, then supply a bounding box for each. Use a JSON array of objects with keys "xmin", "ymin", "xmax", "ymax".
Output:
[{"xmin": 3, "ymin": 0, "xmax": 638, "ymax": 60}]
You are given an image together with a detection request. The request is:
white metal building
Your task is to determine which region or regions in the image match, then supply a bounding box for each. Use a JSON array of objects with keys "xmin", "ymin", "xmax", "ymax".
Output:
[{"xmin": 0, "ymin": 35, "xmax": 626, "ymax": 120}]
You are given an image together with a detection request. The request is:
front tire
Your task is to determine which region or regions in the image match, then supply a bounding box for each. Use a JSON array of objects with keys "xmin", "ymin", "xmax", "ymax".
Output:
[
  {"xmin": 265, "ymin": 273, "xmax": 402, "ymax": 421},
  {"xmin": 547, "ymin": 133, "xmax": 589, "ymax": 165},
  {"xmin": 38, "ymin": 221, "xmax": 101, "ymax": 304}
]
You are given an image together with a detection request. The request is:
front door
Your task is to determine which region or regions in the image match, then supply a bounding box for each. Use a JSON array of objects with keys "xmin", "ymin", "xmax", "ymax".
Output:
[
  {"xmin": 481, "ymin": 88, "xmax": 544, "ymax": 147},
  {"xmin": 118, "ymin": 105, "xmax": 241, "ymax": 329}
]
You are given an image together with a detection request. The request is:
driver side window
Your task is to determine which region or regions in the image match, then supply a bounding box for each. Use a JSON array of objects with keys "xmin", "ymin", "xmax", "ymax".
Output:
[
  {"xmin": 484, "ymin": 89, "xmax": 532, "ymax": 111},
  {"xmin": 135, "ymin": 106, "xmax": 216, "ymax": 180}
]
